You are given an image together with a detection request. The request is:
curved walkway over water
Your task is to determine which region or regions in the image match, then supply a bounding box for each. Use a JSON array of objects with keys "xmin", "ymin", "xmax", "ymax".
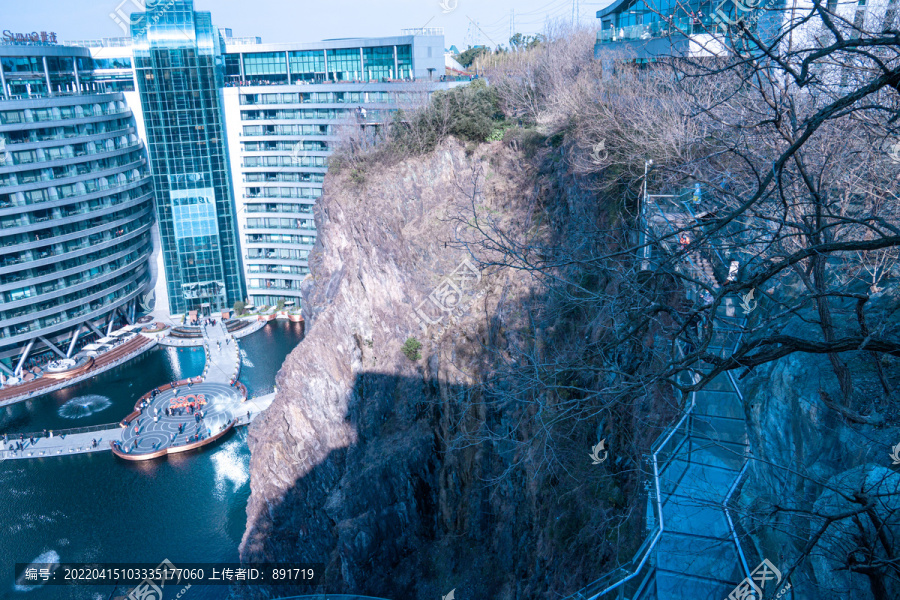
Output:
[
  {"xmin": 0, "ymin": 335, "xmax": 158, "ymax": 408},
  {"xmin": 1, "ymin": 320, "xmax": 278, "ymax": 462}
]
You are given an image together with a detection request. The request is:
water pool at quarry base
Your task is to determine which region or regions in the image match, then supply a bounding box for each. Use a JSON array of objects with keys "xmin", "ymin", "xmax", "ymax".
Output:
[{"xmin": 0, "ymin": 320, "xmax": 304, "ymax": 600}]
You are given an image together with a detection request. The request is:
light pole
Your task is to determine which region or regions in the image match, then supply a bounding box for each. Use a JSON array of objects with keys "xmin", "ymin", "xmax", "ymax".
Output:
[{"xmin": 640, "ymin": 160, "xmax": 653, "ymax": 268}]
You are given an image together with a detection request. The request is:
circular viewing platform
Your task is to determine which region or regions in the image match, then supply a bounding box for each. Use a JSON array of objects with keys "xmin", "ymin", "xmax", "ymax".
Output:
[{"xmin": 111, "ymin": 319, "xmax": 247, "ymax": 461}]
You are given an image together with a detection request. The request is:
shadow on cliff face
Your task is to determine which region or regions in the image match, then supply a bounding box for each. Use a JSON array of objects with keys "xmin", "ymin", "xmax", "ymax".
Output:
[
  {"xmin": 235, "ymin": 138, "xmax": 658, "ymax": 600},
  {"xmin": 239, "ymin": 371, "xmax": 510, "ymax": 600}
]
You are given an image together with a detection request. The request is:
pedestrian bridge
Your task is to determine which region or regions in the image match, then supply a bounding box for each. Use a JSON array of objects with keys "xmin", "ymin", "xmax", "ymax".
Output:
[{"xmin": 567, "ymin": 196, "xmax": 757, "ymax": 600}]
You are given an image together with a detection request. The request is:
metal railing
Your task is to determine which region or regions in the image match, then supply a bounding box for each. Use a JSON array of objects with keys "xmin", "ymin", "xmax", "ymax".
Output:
[
  {"xmin": 568, "ymin": 196, "xmax": 756, "ymax": 599},
  {"xmin": 567, "ymin": 346, "xmax": 699, "ymax": 600}
]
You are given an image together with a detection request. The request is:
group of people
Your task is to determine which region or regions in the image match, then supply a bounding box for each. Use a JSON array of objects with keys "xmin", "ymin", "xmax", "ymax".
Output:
[
  {"xmin": 4, "ymin": 433, "xmax": 36, "ymax": 453},
  {"xmin": 6, "ymin": 434, "xmax": 28, "ymax": 454},
  {"xmin": 166, "ymin": 401, "xmax": 202, "ymax": 417}
]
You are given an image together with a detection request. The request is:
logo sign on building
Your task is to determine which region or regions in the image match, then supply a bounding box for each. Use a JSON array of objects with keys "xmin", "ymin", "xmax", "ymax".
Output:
[{"xmin": 2, "ymin": 30, "xmax": 58, "ymax": 44}]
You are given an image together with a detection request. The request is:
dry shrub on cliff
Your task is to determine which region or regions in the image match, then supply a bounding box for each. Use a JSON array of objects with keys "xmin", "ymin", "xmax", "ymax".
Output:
[{"xmin": 331, "ymin": 79, "xmax": 505, "ymax": 174}]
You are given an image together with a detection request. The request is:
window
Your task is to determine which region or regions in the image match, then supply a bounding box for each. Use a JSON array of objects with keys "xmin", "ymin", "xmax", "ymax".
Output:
[
  {"xmin": 363, "ymin": 46, "xmax": 394, "ymax": 81},
  {"xmin": 325, "ymin": 48, "xmax": 361, "ymax": 81},
  {"xmin": 289, "ymin": 50, "xmax": 325, "ymax": 82}
]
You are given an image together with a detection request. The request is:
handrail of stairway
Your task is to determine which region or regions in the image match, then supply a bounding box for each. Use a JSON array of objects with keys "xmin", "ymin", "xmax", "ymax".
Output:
[
  {"xmin": 567, "ymin": 199, "xmax": 748, "ymax": 600},
  {"xmin": 665, "ymin": 193, "xmax": 757, "ymax": 584},
  {"xmin": 659, "ymin": 197, "xmax": 757, "ymax": 586},
  {"xmin": 720, "ymin": 311, "xmax": 752, "ymax": 583},
  {"xmin": 565, "ymin": 353, "xmax": 699, "ymax": 600},
  {"xmin": 678, "ymin": 195, "xmax": 729, "ymax": 270},
  {"xmin": 724, "ymin": 459, "xmax": 752, "ymax": 579}
]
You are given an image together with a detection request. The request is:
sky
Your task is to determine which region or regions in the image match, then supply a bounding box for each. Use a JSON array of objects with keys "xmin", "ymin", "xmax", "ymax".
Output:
[{"xmin": 3, "ymin": 0, "xmax": 613, "ymax": 50}]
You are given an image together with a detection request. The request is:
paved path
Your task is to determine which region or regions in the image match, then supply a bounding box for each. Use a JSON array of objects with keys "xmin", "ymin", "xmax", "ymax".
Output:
[
  {"xmin": 156, "ymin": 318, "xmax": 267, "ymax": 347},
  {"xmin": 0, "ymin": 428, "xmax": 122, "ymax": 460},
  {"xmin": 235, "ymin": 393, "xmax": 276, "ymax": 426},
  {"xmin": 201, "ymin": 321, "xmax": 241, "ymax": 384}
]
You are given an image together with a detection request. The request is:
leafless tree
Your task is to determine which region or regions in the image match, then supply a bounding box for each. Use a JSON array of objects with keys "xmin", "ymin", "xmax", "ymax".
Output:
[{"xmin": 452, "ymin": 5, "xmax": 900, "ymax": 597}]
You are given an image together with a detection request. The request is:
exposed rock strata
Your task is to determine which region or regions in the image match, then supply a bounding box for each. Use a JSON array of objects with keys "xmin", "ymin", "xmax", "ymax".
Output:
[{"xmin": 240, "ymin": 139, "xmax": 574, "ymax": 599}]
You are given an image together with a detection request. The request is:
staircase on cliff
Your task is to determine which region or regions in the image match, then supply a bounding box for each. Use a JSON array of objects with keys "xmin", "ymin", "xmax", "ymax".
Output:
[{"xmin": 567, "ymin": 194, "xmax": 755, "ymax": 600}]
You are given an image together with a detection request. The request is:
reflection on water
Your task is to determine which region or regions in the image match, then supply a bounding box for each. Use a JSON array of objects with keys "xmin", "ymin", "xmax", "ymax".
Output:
[
  {"xmin": 0, "ymin": 321, "xmax": 303, "ymax": 600},
  {"xmin": 14, "ymin": 549, "xmax": 60, "ymax": 592}
]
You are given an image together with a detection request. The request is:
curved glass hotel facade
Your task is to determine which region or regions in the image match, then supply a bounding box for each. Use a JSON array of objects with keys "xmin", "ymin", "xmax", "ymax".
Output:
[{"xmin": 0, "ymin": 46, "xmax": 154, "ymax": 374}]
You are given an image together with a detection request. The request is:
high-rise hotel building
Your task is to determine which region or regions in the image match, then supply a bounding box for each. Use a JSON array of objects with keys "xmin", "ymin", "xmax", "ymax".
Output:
[
  {"xmin": 219, "ymin": 31, "xmax": 452, "ymax": 307},
  {"xmin": 0, "ymin": 43, "xmax": 154, "ymax": 375},
  {"xmin": 130, "ymin": 0, "xmax": 245, "ymax": 315},
  {"xmin": 1, "ymin": 0, "xmax": 466, "ymax": 371}
]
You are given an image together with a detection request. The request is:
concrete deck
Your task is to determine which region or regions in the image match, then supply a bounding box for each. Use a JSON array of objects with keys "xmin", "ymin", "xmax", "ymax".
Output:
[
  {"xmin": 1, "ymin": 427, "xmax": 123, "ymax": 460},
  {"xmin": 156, "ymin": 318, "xmax": 267, "ymax": 347}
]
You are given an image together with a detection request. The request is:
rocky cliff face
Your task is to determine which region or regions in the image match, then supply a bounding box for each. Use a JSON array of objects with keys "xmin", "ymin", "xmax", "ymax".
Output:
[
  {"xmin": 736, "ymin": 288, "xmax": 900, "ymax": 599},
  {"xmin": 240, "ymin": 138, "xmax": 601, "ymax": 599}
]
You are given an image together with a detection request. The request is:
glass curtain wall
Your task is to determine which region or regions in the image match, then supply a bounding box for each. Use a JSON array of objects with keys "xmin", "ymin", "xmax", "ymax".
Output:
[{"xmin": 131, "ymin": 0, "xmax": 245, "ymax": 315}]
